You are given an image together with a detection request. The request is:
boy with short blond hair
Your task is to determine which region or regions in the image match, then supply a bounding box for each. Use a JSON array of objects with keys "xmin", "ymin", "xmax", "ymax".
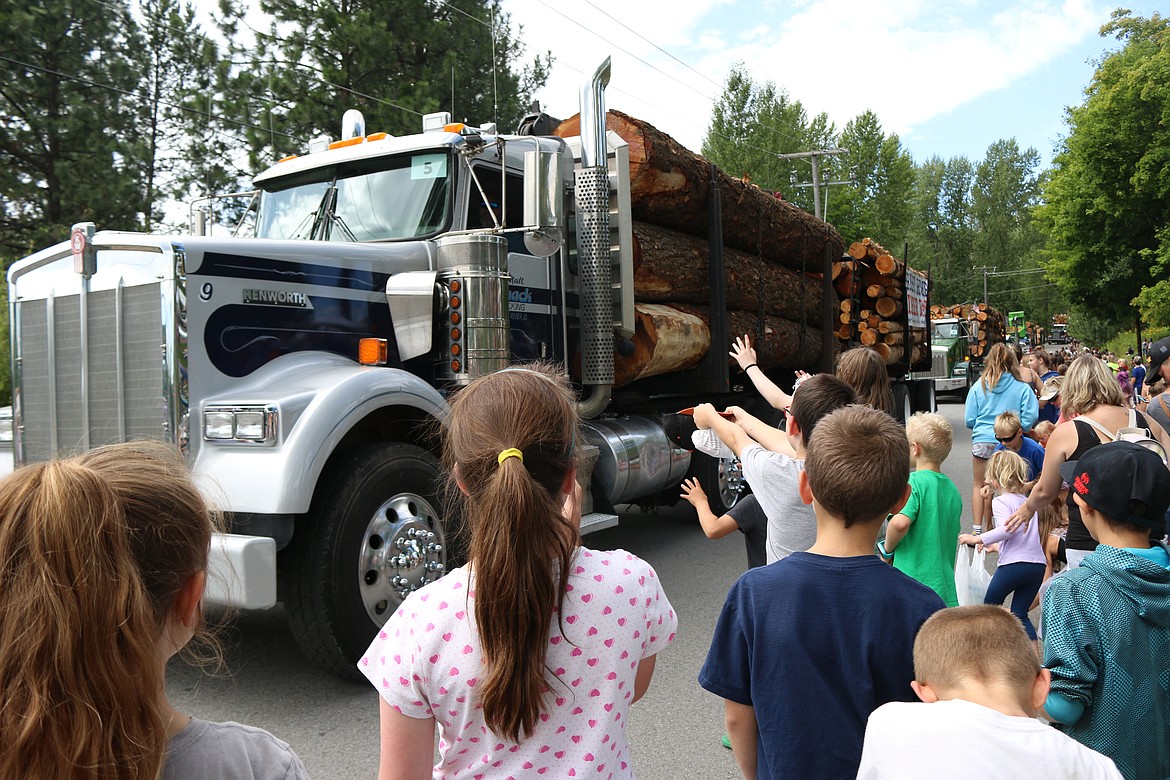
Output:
[
  {"xmin": 857, "ymin": 606, "xmax": 1122, "ymax": 779},
  {"xmin": 699, "ymin": 406, "xmax": 944, "ymax": 780},
  {"xmin": 880, "ymin": 412, "xmax": 964, "ymax": 606}
]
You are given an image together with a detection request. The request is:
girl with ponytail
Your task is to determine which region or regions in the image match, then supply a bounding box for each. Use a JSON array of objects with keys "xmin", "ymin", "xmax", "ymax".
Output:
[
  {"xmin": 0, "ymin": 441, "xmax": 309, "ymax": 779},
  {"xmin": 362, "ymin": 365, "xmax": 677, "ymax": 779}
]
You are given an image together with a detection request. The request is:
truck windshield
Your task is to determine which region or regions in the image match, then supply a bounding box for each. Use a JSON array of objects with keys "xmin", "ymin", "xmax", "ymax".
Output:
[
  {"xmin": 254, "ymin": 151, "xmax": 452, "ymax": 241},
  {"xmin": 934, "ymin": 322, "xmax": 960, "ymax": 339}
]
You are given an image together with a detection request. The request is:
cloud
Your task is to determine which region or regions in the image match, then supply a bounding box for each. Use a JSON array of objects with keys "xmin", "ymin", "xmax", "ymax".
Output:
[{"xmin": 504, "ymin": 0, "xmax": 1108, "ymax": 153}]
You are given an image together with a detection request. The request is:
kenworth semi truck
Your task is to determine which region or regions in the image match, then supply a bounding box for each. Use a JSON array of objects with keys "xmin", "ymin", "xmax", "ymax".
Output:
[{"xmin": 9, "ymin": 59, "xmax": 881, "ymax": 676}]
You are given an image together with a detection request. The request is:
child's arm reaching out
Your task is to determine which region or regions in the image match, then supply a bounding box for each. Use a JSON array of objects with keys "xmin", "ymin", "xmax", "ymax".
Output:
[{"xmin": 680, "ymin": 478, "xmax": 740, "ymax": 540}]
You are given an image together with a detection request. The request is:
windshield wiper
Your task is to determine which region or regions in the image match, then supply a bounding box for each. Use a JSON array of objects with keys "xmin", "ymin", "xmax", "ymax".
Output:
[{"xmin": 310, "ymin": 185, "xmax": 338, "ymax": 241}]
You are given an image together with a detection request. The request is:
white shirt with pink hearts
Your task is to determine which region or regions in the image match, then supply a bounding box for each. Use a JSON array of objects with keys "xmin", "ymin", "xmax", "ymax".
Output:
[{"xmin": 361, "ymin": 546, "xmax": 677, "ymax": 779}]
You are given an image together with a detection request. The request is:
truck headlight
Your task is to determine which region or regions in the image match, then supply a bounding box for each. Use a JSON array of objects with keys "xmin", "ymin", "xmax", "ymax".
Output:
[{"xmin": 203, "ymin": 405, "xmax": 278, "ymax": 444}]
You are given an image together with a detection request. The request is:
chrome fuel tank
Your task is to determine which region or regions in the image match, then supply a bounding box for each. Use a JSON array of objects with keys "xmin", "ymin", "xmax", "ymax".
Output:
[{"xmin": 582, "ymin": 417, "xmax": 690, "ymax": 505}]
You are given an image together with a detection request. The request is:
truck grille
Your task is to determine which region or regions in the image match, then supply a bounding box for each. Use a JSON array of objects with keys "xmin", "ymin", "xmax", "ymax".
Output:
[
  {"xmin": 928, "ymin": 350, "xmax": 948, "ymax": 380},
  {"xmin": 16, "ymin": 284, "xmax": 167, "ymax": 462}
]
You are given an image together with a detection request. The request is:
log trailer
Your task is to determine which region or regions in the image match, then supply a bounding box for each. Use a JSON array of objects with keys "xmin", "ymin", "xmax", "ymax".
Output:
[{"xmin": 7, "ymin": 59, "xmax": 933, "ymax": 677}]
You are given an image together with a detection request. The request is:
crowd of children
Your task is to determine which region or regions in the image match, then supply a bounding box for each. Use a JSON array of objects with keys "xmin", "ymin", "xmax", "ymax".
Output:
[
  {"xmin": 2, "ymin": 338, "xmax": 1169, "ymax": 780},
  {"xmin": 681, "ymin": 336, "xmax": 1170, "ymax": 779}
]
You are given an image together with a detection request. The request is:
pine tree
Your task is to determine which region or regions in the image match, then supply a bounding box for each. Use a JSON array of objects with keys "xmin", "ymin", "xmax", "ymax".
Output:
[
  {"xmin": 0, "ymin": 0, "xmax": 146, "ymax": 259},
  {"xmin": 210, "ymin": 0, "xmax": 549, "ymax": 174}
]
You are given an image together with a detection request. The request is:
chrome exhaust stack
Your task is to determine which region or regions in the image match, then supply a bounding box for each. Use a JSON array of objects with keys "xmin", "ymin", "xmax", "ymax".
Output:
[{"xmin": 575, "ymin": 57, "xmax": 614, "ymax": 419}]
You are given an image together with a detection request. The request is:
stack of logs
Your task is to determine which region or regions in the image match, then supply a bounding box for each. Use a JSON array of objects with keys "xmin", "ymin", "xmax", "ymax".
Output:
[
  {"xmin": 555, "ymin": 110, "xmax": 844, "ymax": 386},
  {"xmin": 833, "ymin": 238, "xmax": 928, "ymax": 365},
  {"xmin": 929, "ymin": 303, "xmax": 1007, "ymax": 359}
]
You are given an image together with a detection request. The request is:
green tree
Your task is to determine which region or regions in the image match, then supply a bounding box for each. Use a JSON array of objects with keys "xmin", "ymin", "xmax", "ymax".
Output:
[
  {"xmin": 702, "ymin": 66, "xmax": 834, "ymax": 216},
  {"xmin": 972, "ymin": 139, "xmax": 1049, "ymax": 318},
  {"xmin": 831, "ymin": 110, "xmax": 914, "ymax": 245},
  {"xmin": 214, "ymin": 0, "xmax": 549, "ymax": 170},
  {"xmin": 1040, "ymin": 9, "xmax": 1170, "ymax": 332},
  {"xmin": 0, "ymin": 0, "xmax": 146, "ymax": 259},
  {"xmin": 129, "ymin": 0, "xmax": 231, "ymax": 231}
]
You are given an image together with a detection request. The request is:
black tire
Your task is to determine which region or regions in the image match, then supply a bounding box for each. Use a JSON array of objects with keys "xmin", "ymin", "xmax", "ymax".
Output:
[
  {"xmin": 691, "ymin": 451, "xmax": 746, "ymax": 516},
  {"xmin": 893, "ymin": 383, "xmax": 913, "ymax": 424},
  {"xmin": 282, "ymin": 442, "xmax": 456, "ymax": 679}
]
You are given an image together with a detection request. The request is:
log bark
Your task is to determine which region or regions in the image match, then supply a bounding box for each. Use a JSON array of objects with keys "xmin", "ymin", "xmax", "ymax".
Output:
[
  {"xmin": 613, "ymin": 304, "xmax": 709, "ymax": 386},
  {"xmin": 874, "ymin": 343, "xmax": 904, "ymax": 363},
  {"xmin": 866, "ymin": 284, "xmax": 887, "ymax": 299},
  {"xmin": 555, "ymin": 110, "xmax": 845, "ymax": 271},
  {"xmin": 630, "ymin": 221, "xmax": 824, "ymax": 325},
  {"xmin": 672, "ymin": 304, "xmax": 826, "ymax": 371},
  {"xmin": 878, "ymin": 320, "xmax": 903, "ymax": 334}
]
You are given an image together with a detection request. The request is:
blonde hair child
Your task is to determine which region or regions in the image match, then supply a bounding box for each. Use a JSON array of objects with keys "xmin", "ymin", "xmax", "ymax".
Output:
[{"xmin": 958, "ymin": 450, "xmax": 1048, "ymax": 641}]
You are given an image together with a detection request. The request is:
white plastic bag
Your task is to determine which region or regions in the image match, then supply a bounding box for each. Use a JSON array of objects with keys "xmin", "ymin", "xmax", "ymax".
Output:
[{"xmin": 954, "ymin": 544, "xmax": 991, "ymax": 606}]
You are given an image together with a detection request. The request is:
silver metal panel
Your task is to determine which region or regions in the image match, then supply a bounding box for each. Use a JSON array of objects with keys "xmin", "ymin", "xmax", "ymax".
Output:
[
  {"xmin": 386, "ymin": 270, "xmax": 438, "ymax": 361},
  {"xmin": 564, "ymin": 131, "xmax": 635, "ymax": 340},
  {"xmin": 193, "ymin": 353, "xmax": 448, "ymax": 514},
  {"xmin": 435, "ymin": 234, "xmax": 509, "ymax": 383},
  {"xmin": 580, "ymin": 512, "xmax": 619, "ymax": 535},
  {"xmin": 15, "ymin": 300, "xmax": 51, "ymax": 462},
  {"xmin": 52, "ymin": 295, "xmax": 85, "ymax": 456}
]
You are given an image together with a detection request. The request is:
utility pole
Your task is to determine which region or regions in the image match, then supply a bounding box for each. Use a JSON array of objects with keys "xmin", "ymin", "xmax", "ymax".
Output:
[{"xmin": 777, "ymin": 148, "xmax": 850, "ymax": 221}]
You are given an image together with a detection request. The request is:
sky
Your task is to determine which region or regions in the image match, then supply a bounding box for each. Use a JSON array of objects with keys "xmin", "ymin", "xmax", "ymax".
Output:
[{"xmin": 499, "ymin": 0, "xmax": 1163, "ymax": 168}]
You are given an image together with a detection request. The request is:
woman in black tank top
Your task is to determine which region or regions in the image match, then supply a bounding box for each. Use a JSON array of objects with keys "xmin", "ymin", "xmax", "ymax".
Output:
[{"xmin": 1004, "ymin": 356, "xmax": 1170, "ymax": 556}]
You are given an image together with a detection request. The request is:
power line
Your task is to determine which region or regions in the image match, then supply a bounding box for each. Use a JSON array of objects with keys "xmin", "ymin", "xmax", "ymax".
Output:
[
  {"xmin": 0, "ymin": 54, "xmax": 297, "ymax": 141},
  {"xmin": 578, "ymin": 0, "xmax": 722, "ymax": 91}
]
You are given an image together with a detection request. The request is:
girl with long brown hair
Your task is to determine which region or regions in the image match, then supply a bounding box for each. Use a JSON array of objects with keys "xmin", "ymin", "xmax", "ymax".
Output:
[
  {"xmin": 0, "ymin": 441, "xmax": 308, "ymax": 779},
  {"xmin": 964, "ymin": 342, "xmax": 1039, "ymax": 533},
  {"xmin": 362, "ymin": 365, "xmax": 676, "ymax": 779}
]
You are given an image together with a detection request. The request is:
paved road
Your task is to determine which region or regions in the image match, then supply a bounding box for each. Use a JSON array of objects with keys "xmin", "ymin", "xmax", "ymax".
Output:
[{"xmin": 166, "ymin": 398, "xmax": 976, "ymax": 780}]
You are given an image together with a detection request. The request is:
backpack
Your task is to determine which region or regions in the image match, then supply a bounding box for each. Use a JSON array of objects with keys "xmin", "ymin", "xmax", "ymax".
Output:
[{"xmin": 1079, "ymin": 409, "xmax": 1169, "ymax": 464}]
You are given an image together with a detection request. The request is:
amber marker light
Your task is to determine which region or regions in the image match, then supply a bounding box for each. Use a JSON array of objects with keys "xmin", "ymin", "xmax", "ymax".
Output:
[
  {"xmin": 450, "ymin": 327, "xmax": 461, "ymax": 341},
  {"xmin": 450, "ymin": 344, "xmax": 461, "ymax": 356},
  {"xmin": 450, "ymin": 311, "xmax": 461, "ymax": 325},
  {"xmin": 450, "ymin": 295, "xmax": 461, "ymax": 309},
  {"xmin": 358, "ymin": 338, "xmax": 388, "ymax": 366},
  {"xmin": 328, "ymin": 136, "xmax": 364, "ymax": 150},
  {"xmin": 451, "ymin": 359, "xmax": 461, "ymax": 372},
  {"xmin": 449, "ymin": 279, "xmax": 461, "ymax": 293}
]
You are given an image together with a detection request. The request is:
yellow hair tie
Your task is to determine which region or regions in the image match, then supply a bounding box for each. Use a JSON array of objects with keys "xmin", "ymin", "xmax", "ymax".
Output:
[{"xmin": 497, "ymin": 448, "xmax": 524, "ymax": 465}]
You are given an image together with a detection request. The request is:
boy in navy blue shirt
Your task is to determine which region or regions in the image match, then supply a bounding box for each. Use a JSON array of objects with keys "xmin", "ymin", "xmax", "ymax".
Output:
[{"xmin": 698, "ymin": 406, "xmax": 945, "ymax": 780}]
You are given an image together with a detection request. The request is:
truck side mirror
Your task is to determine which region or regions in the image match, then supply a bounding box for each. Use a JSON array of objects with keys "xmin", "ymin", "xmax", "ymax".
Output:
[{"xmin": 522, "ymin": 148, "xmax": 564, "ymax": 257}]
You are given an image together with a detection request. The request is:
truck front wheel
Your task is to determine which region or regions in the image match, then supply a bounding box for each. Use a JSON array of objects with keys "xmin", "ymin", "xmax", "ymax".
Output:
[
  {"xmin": 692, "ymin": 452, "xmax": 746, "ymax": 515},
  {"xmin": 282, "ymin": 442, "xmax": 457, "ymax": 679}
]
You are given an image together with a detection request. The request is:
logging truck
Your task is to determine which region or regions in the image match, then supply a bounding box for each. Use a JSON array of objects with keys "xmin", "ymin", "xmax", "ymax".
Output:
[{"xmin": 7, "ymin": 59, "xmax": 935, "ymax": 677}]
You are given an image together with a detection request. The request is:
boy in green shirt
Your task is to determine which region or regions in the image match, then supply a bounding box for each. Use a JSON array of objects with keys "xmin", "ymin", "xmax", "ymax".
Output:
[{"xmin": 880, "ymin": 412, "xmax": 964, "ymax": 606}]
